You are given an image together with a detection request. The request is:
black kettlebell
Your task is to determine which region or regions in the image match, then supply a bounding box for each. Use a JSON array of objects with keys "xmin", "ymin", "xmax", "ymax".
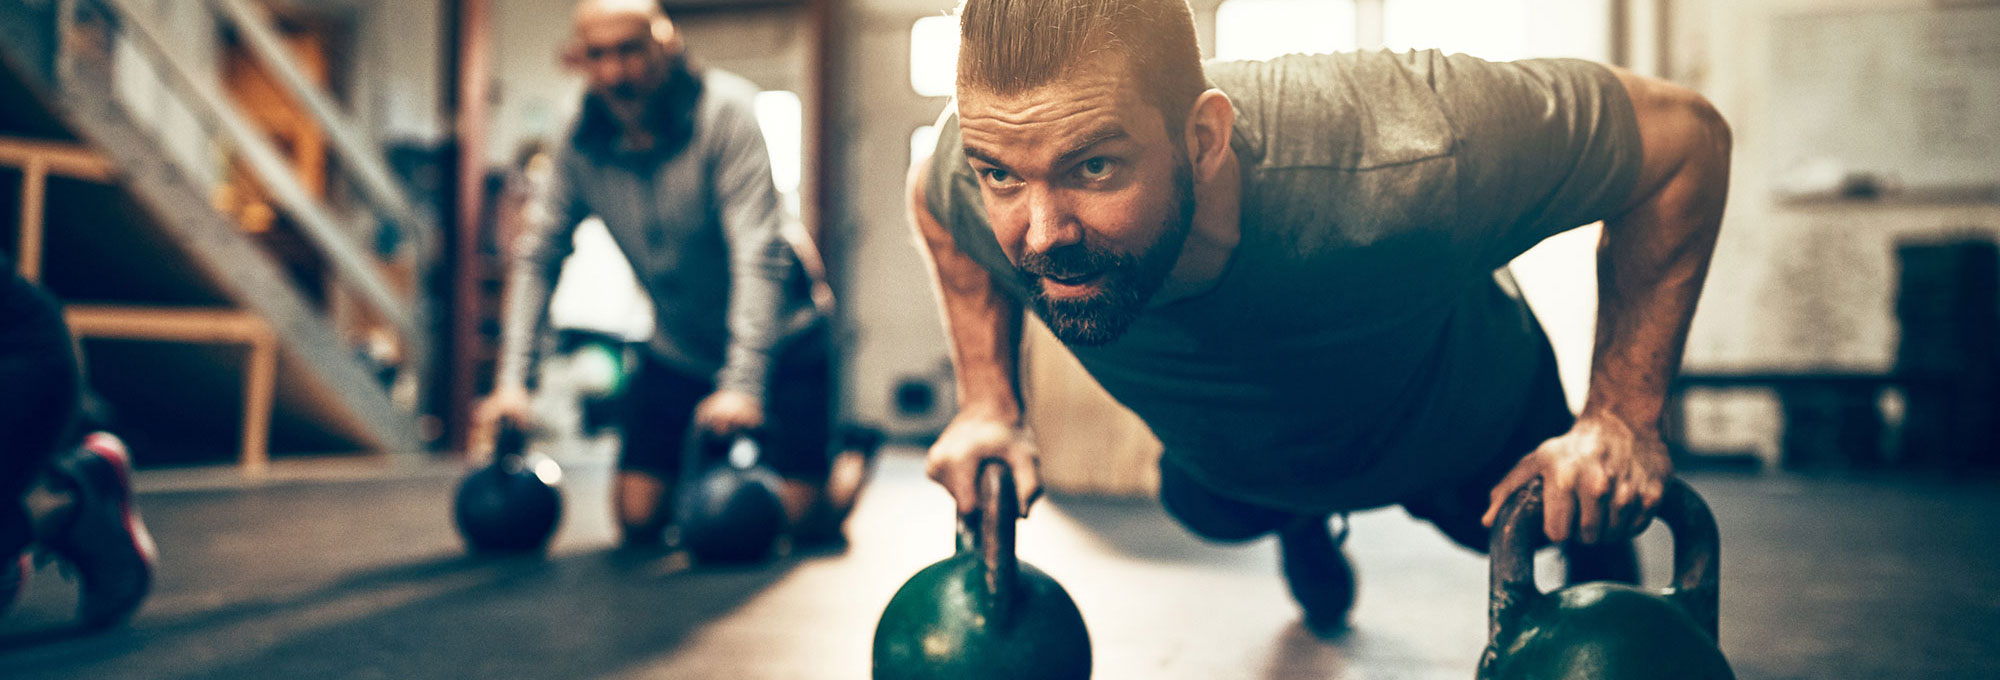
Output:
[
  {"xmin": 1479, "ymin": 477, "xmax": 1734, "ymax": 680},
  {"xmin": 872, "ymin": 460, "xmax": 1091, "ymax": 680},
  {"xmin": 679, "ymin": 434, "xmax": 789, "ymax": 564},
  {"xmin": 453, "ymin": 420, "xmax": 564, "ymax": 554}
]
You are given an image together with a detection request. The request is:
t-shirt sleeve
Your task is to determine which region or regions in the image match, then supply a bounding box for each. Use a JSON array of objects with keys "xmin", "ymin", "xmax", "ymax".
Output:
[
  {"xmin": 922, "ymin": 113, "xmax": 1033, "ymax": 301},
  {"xmin": 1431, "ymin": 55, "xmax": 1643, "ymax": 268}
]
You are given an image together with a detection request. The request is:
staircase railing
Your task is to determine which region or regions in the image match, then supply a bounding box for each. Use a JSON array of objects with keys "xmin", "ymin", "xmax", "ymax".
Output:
[
  {"xmin": 59, "ymin": 0, "xmax": 439, "ymax": 404},
  {"xmin": 207, "ymin": 0, "xmax": 438, "ymax": 266}
]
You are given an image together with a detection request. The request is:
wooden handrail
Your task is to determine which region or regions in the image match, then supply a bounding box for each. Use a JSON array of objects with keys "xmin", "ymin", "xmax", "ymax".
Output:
[
  {"xmin": 65, "ymin": 304, "xmax": 278, "ymax": 474},
  {"xmin": 65, "ymin": 304, "xmax": 274, "ymax": 344},
  {"xmin": 0, "ymin": 136, "xmax": 116, "ymax": 282},
  {"xmin": 0, "ymin": 136, "xmax": 116, "ymax": 181}
]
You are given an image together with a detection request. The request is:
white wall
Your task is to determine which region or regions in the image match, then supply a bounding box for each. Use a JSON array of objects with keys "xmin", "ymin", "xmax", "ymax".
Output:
[
  {"xmin": 351, "ymin": 0, "xmax": 446, "ymax": 146},
  {"xmin": 829, "ymin": 1, "xmax": 962, "ymax": 435},
  {"xmin": 1663, "ymin": 0, "xmax": 2000, "ymax": 461}
]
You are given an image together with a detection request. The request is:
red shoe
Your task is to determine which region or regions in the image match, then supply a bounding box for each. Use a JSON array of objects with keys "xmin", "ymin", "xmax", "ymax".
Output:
[{"xmin": 43, "ymin": 432, "xmax": 157, "ymax": 628}]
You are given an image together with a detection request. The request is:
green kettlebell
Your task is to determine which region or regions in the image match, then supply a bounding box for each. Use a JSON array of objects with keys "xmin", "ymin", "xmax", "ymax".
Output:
[
  {"xmin": 871, "ymin": 460, "xmax": 1091, "ymax": 680},
  {"xmin": 1479, "ymin": 477, "xmax": 1734, "ymax": 680}
]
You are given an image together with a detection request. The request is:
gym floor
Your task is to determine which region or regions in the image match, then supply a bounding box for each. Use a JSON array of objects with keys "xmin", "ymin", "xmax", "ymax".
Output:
[{"xmin": 3, "ymin": 449, "xmax": 1997, "ymax": 679}]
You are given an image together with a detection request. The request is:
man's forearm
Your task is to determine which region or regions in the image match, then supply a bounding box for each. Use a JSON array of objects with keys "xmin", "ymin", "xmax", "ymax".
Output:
[
  {"xmin": 717, "ymin": 229, "xmax": 790, "ymax": 399},
  {"xmin": 911, "ymin": 164, "xmax": 1024, "ymax": 423},
  {"xmin": 711, "ymin": 98, "xmax": 802, "ymax": 401},
  {"xmin": 495, "ymin": 249, "xmax": 558, "ymax": 392},
  {"xmin": 936, "ymin": 257, "xmax": 1025, "ymax": 422},
  {"xmin": 1583, "ymin": 93, "xmax": 1731, "ymax": 432}
]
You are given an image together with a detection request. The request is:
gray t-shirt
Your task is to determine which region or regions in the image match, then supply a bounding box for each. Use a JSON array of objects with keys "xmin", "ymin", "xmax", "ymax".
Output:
[
  {"xmin": 925, "ymin": 51, "xmax": 1642, "ymax": 512},
  {"xmin": 500, "ymin": 68, "xmax": 818, "ymax": 399}
]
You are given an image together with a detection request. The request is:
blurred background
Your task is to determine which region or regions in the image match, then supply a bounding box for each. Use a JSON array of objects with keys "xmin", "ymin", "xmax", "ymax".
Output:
[
  {"xmin": 3, "ymin": 0, "xmax": 1984, "ymax": 476},
  {"xmin": 4, "ymin": 0, "xmax": 1993, "ymax": 472},
  {"xmin": 1, "ymin": 0, "xmax": 1996, "ymax": 678}
]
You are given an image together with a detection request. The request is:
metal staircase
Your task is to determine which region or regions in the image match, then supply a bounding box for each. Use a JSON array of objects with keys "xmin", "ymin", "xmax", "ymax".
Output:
[{"xmin": 0, "ymin": 0, "xmax": 440, "ymax": 468}]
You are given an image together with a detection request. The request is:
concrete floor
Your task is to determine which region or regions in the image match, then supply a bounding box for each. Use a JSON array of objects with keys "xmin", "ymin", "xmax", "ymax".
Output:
[{"xmin": 3, "ymin": 448, "xmax": 1997, "ymax": 679}]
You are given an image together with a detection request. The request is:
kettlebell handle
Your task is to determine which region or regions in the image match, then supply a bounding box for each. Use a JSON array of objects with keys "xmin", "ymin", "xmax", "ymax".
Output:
[
  {"xmin": 676, "ymin": 415, "xmax": 762, "ymax": 480},
  {"xmin": 954, "ymin": 459, "xmax": 1020, "ymax": 627},
  {"xmin": 493, "ymin": 418, "xmax": 529, "ymax": 462},
  {"xmin": 1489, "ymin": 477, "xmax": 1721, "ymax": 645}
]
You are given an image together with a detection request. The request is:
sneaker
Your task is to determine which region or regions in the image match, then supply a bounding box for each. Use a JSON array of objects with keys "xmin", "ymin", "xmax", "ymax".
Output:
[
  {"xmin": 43, "ymin": 432, "xmax": 157, "ymax": 629},
  {"xmin": 1279, "ymin": 513, "xmax": 1354, "ymax": 637}
]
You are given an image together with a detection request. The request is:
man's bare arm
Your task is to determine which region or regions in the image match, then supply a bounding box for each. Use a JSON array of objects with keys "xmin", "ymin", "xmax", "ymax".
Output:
[
  {"xmin": 908, "ymin": 149, "xmax": 1041, "ymax": 517},
  {"xmin": 1586, "ymin": 66, "xmax": 1733, "ymax": 439},
  {"xmin": 1488, "ymin": 67, "xmax": 1732, "ymax": 543}
]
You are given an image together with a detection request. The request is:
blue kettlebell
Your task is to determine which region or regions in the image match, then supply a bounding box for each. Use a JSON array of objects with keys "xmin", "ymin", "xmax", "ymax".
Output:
[
  {"xmin": 679, "ymin": 434, "xmax": 788, "ymax": 564},
  {"xmin": 454, "ymin": 420, "xmax": 564, "ymax": 554}
]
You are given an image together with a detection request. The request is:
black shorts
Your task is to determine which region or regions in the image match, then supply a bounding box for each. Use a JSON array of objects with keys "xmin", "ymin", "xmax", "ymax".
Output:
[
  {"xmin": 1159, "ymin": 327, "xmax": 1573, "ymax": 553},
  {"xmin": 617, "ymin": 326, "xmax": 834, "ymax": 484}
]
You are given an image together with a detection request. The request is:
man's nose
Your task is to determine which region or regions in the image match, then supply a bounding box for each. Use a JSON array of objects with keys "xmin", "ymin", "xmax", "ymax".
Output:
[
  {"xmin": 591, "ymin": 62, "xmax": 624, "ymax": 87},
  {"xmin": 1023, "ymin": 186, "xmax": 1080, "ymax": 255}
]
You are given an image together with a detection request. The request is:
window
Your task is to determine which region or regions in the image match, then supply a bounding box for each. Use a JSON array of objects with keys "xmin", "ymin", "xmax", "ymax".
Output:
[
  {"xmin": 1381, "ymin": 0, "xmax": 1607, "ymax": 62},
  {"xmin": 1214, "ymin": 0, "xmax": 1357, "ymax": 62},
  {"xmin": 911, "ymin": 124, "xmax": 940, "ymax": 171},
  {"xmin": 909, "ymin": 15, "xmax": 959, "ymax": 97},
  {"xmin": 754, "ymin": 90, "xmax": 803, "ymax": 215},
  {"xmin": 1382, "ymin": 0, "xmax": 1528, "ymax": 61}
]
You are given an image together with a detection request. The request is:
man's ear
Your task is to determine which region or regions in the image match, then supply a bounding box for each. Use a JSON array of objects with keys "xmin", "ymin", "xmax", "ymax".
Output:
[
  {"xmin": 1183, "ymin": 89, "xmax": 1235, "ymax": 184},
  {"xmin": 652, "ymin": 16, "xmax": 682, "ymax": 53}
]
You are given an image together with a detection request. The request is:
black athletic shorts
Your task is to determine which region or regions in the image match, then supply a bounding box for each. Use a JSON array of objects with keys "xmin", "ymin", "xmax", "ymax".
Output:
[{"xmin": 617, "ymin": 324, "xmax": 833, "ymax": 484}]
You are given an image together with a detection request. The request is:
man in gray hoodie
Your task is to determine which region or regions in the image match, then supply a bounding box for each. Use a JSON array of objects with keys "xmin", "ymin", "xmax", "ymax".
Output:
[{"xmin": 475, "ymin": 0, "xmax": 853, "ymax": 549}]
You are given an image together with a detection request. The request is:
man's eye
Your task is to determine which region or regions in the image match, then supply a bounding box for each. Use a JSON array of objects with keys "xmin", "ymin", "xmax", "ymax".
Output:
[
  {"xmin": 1078, "ymin": 158, "xmax": 1113, "ymax": 180},
  {"xmin": 981, "ymin": 168, "xmax": 1017, "ymax": 186}
]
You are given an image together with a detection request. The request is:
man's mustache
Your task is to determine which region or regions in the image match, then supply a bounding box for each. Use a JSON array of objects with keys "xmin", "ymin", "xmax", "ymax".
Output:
[{"xmin": 1019, "ymin": 244, "xmax": 1122, "ymax": 280}]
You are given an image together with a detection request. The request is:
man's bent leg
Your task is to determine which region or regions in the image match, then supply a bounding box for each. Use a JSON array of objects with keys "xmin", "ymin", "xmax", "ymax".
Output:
[
  {"xmin": 758, "ymin": 326, "xmax": 854, "ymax": 546},
  {"xmin": 1157, "ymin": 458, "xmax": 1292, "ymax": 543},
  {"xmin": 1, "ymin": 271, "xmax": 81, "ymax": 552},
  {"xmin": 1159, "ymin": 458, "xmax": 1353, "ymax": 634},
  {"xmin": 1, "ymin": 268, "xmax": 80, "ymax": 616},
  {"xmin": 615, "ymin": 470, "xmax": 674, "ymax": 546},
  {"xmin": 614, "ymin": 354, "xmax": 711, "ymax": 548},
  {"xmin": 2, "ymin": 268, "xmax": 156, "ymax": 626}
]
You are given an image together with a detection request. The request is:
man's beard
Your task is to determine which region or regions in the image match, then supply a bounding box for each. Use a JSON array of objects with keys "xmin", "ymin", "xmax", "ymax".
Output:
[
  {"xmin": 608, "ymin": 81, "xmax": 644, "ymax": 102},
  {"xmin": 1017, "ymin": 159, "xmax": 1196, "ymax": 347},
  {"xmin": 587, "ymin": 52, "xmax": 703, "ymax": 157}
]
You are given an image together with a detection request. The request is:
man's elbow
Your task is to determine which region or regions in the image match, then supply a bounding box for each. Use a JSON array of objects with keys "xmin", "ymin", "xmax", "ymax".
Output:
[
  {"xmin": 1647, "ymin": 87, "xmax": 1733, "ymax": 216},
  {"xmin": 1683, "ymin": 92, "xmax": 1732, "ymax": 172}
]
